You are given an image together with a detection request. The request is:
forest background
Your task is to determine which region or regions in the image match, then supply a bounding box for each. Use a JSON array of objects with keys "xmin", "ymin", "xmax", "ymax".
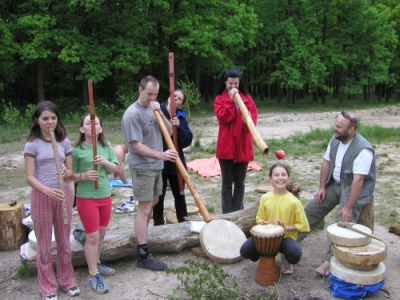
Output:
[{"xmin": 0, "ymin": 0, "xmax": 400, "ymax": 127}]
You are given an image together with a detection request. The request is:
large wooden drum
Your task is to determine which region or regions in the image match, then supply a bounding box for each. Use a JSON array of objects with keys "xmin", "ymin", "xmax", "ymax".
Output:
[
  {"xmin": 250, "ymin": 224, "xmax": 285, "ymax": 286},
  {"xmin": 330, "ymin": 256, "xmax": 386, "ymax": 285},
  {"xmin": 331, "ymin": 239, "xmax": 387, "ymax": 271}
]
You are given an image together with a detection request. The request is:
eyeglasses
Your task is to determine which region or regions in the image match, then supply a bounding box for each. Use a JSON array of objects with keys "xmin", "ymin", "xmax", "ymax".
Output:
[{"xmin": 341, "ymin": 110, "xmax": 355, "ymax": 125}]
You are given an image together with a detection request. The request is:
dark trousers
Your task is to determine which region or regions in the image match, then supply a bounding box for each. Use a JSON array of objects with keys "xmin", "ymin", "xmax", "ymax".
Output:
[
  {"xmin": 153, "ymin": 173, "xmax": 188, "ymax": 225},
  {"xmin": 240, "ymin": 236, "xmax": 302, "ymax": 264},
  {"xmin": 297, "ymin": 180, "xmax": 362, "ymax": 262},
  {"xmin": 219, "ymin": 159, "xmax": 249, "ymax": 214}
]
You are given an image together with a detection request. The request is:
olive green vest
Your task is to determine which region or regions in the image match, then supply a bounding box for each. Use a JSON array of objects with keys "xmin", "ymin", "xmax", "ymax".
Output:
[{"xmin": 327, "ymin": 133, "xmax": 376, "ymax": 206}]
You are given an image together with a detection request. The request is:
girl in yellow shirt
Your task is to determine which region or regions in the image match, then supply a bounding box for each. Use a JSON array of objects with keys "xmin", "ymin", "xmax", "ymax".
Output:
[{"xmin": 240, "ymin": 163, "xmax": 310, "ymax": 275}]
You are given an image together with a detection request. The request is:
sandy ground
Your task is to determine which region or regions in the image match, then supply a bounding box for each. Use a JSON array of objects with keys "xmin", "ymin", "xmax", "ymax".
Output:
[{"xmin": 1, "ymin": 106, "xmax": 400, "ymax": 299}]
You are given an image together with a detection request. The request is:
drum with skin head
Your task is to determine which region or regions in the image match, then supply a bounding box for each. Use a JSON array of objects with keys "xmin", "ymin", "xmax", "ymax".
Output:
[{"xmin": 250, "ymin": 224, "xmax": 285, "ymax": 286}]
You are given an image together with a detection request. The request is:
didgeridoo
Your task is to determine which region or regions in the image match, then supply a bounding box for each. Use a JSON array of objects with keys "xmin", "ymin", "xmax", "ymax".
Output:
[
  {"xmin": 154, "ymin": 110, "xmax": 211, "ymax": 222},
  {"xmin": 168, "ymin": 52, "xmax": 184, "ymax": 195},
  {"xmin": 88, "ymin": 79, "xmax": 99, "ymax": 189},
  {"xmin": 233, "ymin": 93, "xmax": 269, "ymax": 155},
  {"xmin": 49, "ymin": 128, "xmax": 69, "ymax": 225}
]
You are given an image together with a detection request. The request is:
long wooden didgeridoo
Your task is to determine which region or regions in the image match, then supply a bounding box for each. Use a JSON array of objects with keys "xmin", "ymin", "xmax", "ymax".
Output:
[
  {"xmin": 168, "ymin": 52, "xmax": 185, "ymax": 195},
  {"xmin": 233, "ymin": 92, "xmax": 269, "ymax": 155},
  {"xmin": 88, "ymin": 79, "xmax": 99, "ymax": 189},
  {"xmin": 337, "ymin": 222, "xmax": 382, "ymax": 241},
  {"xmin": 154, "ymin": 110, "xmax": 211, "ymax": 222},
  {"xmin": 49, "ymin": 128, "xmax": 69, "ymax": 225}
]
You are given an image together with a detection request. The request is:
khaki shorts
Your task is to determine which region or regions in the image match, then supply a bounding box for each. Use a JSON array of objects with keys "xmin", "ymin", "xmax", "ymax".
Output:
[{"xmin": 130, "ymin": 167, "xmax": 162, "ymax": 201}]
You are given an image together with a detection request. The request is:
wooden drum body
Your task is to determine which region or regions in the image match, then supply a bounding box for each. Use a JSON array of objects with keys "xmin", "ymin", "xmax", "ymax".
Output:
[
  {"xmin": 250, "ymin": 224, "xmax": 285, "ymax": 286},
  {"xmin": 331, "ymin": 239, "xmax": 387, "ymax": 271}
]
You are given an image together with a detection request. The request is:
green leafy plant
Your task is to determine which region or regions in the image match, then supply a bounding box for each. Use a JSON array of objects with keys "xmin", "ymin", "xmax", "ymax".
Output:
[
  {"xmin": 116, "ymin": 91, "xmax": 139, "ymax": 108},
  {"xmin": 178, "ymin": 76, "xmax": 201, "ymax": 120},
  {"xmin": 166, "ymin": 260, "xmax": 242, "ymax": 300},
  {"xmin": 65, "ymin": 111, "xmax": 83, "ymax": 124},
  {"xmin": 167, "ymin": 260, "xmax": 278, "ymax": 300},
  {"xmin": 1, "ymin": 99, "xmax": 20, "ymax": 125},
  {"xmin": 16, "ymin": 263, "xmax": 29, "ymax": 278},
  {"xmin": 24, "ymin": 103, "xmax": 36, "ymax": 122}
]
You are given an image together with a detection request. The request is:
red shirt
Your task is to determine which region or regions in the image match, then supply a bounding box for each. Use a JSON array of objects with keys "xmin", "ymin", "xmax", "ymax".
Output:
[{"xmin": 214, "ymin": 91, "xmax": 258, "ymax": 162}]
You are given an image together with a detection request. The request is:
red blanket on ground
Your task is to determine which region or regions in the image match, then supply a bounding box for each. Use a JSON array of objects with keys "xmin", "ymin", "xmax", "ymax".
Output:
[{"xmin": 186, "ymin": 156, "xmax": 262, "ymax": 178}]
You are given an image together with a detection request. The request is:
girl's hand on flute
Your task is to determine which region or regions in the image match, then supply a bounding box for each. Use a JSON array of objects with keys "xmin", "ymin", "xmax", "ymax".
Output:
[
  {"xmin": 94, "ymin": 155, "xmax": 108, "ymax": 166},
  {"xmin": 60, "ymin": 164, "xmax": 73, "ymax": 180},
  {"xmin": 45, "ymin": 186, "xmax": 64, "ymax": 202},
  {"xmin": 171, "ymin": 117, "xmax": 180, "ymax": 126},
  {"xmin": 85, "ymin": 170, "xmax": 99, "ymax": 181}
]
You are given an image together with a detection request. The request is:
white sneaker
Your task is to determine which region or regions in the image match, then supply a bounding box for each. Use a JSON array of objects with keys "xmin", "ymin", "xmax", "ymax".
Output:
[
  {"xmin": 281, "ymin": 254, "xmax": 293, "ymax": 275},
  {"xmin": 124, "ymin": 200, "xmax": 138, "ymax": 207},
  {"xmin": 116, "ymin": 203, "xmax": 137, "ymax": 214}
]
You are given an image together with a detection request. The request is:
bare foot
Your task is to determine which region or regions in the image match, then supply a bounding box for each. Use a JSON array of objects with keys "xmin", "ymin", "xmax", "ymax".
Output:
[{"xmin": 315, "ymin": 260, "xmax": 330, "ymax": 276}]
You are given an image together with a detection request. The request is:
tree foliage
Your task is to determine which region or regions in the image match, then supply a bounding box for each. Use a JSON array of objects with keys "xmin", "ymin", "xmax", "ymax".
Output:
[{"xmin": 0, "ymin": 0, "xmax": 399, "ymax": 115}]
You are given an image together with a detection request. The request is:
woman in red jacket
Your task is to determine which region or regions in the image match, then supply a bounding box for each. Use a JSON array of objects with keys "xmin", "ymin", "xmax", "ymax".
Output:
[{"xmin": 214, "ymin": 68, "xmax": 258, "ymax": 213}]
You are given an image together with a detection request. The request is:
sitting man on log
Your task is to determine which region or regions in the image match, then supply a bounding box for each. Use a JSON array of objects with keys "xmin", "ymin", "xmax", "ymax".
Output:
[{"xmin": 296, "ymin": 110, "xmax": 376, "ymax": 276}]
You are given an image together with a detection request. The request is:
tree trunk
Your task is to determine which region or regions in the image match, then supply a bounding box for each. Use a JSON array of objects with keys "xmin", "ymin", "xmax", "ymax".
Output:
[
  {"xmin": 81, "ymin": 80, "xmax": 88, "ymax": 106},
  {"xmin": 0, "ymin": 203, "xmax": 26, "ymax": 251},
  {"xmin": 366, "ymin": 82, "xmax": 371, "ymax": 104},
  {"xmin": 194, "ymin": 55, "xmax": 201, "ymax": 98},
  {"xmin": 22, "ymin": 204, "xmax": 259, "ymax": 274},
  {"xmin": 338, "ymin": 67, "xmax": 344, "ymax": 107},
  {"xmin": 36, "ymin": 59, "xmax": 45, "ymax": 102},
  {"xmin": 357, "ymin": 196, "xmax": 375, "ymax": 232}
]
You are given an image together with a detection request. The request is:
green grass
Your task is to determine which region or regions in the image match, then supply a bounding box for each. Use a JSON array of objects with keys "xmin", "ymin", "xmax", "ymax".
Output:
[
  {"xmin": 2, "ymin": 103, "xmax": 400, "ymax": 228},
  {"xmin": 16, "ymin": 263, "xmax": 29, "ymax": 278}
]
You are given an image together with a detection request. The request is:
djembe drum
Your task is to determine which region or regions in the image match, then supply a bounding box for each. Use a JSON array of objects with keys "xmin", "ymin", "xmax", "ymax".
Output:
[{"xmin": 250, "ymin": 224, "xmax": 285, "ymax": 286}]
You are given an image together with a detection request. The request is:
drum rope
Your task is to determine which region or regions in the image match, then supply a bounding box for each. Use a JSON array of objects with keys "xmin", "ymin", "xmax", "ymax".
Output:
[
  {"xmin": 379, "ymin": 288, "xmax": 391, "ymax": 298},
  {"xmin": 322, "ymin": 267, "xmax": 331, "ymax": 289}
]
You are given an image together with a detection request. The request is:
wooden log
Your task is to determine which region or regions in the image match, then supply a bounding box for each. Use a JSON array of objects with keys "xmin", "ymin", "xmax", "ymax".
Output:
[
  {"xmin": 357, "ymin": 196, "xmax": 374, "ymax": 232},
  {"xmin": 22, "ymin": 203, "xmax": 259, "ymax": 274},
  {"xmin": 0, "ymin": 202, "xmax": 26, "ymax": 251}
]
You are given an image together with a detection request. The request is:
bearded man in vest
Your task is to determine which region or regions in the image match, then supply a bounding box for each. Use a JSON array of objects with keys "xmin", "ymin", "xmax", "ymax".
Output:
[{"xmin": 297, "ymin": 110, "xmax": 376, "ymax": 276}]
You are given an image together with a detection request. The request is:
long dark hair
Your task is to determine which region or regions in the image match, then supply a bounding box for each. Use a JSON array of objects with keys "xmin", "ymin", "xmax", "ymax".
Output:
[
  {"xmin": 215, "ymin": 68, "xmax": 249, "ymax": 96},
  {"xmin": 27, "ymin": 101, "xmax": 67, "ymax": 142},
  {"xmin": 75, "ymin": 114, "xmax": 108, "ymax": 148}
]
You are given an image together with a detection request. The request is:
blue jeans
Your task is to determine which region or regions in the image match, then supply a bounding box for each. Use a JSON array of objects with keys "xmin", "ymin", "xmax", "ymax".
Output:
[{"xmin": 218, "ymin": 159, "xmax": 249, "ymax": 214}]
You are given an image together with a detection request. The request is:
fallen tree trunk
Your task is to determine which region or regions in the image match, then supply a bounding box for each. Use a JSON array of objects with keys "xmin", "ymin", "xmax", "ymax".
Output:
[{"xmin": 22, "ymin": 203, "xmax": 258, "ymax": 274}]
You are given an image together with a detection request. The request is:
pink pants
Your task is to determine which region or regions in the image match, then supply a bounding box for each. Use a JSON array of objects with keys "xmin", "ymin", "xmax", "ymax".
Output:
[{"xmin": 30, "ymin": 187, "xmax": 77, "ymax": 296}]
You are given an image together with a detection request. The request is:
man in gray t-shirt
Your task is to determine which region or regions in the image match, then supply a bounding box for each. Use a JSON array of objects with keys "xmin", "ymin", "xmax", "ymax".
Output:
[{"xmin": 121, "ymin": 76, "xmax": 178, "ymax": 271}]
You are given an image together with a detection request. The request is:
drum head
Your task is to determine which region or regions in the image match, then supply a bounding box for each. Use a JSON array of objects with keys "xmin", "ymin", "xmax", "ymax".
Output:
[
  {"xmin": 330, "ymin": 256, "xmax": 386, "ymax": 285},
  {"xmin": 200, "ymin": 219, "xmax": 246, "ymax": 264},
  {"xmin": 251, "ymin": 224, "xmax": 285, "ymax": 237},
  {"xmin": 327, "ymin": 223, "xmax": 371, "ymax": 247}
]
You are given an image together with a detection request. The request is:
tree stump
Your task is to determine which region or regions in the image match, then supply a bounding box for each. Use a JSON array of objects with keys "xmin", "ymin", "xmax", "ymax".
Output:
[
  {"xmin": 357, "ymin": 196, "xmax": 374, "ymax": 232},
  {"xmin": 0, "ymin": 202, "xmax": 26, "ymax": 251},
  {"xmin": 318, "ymin": 196, "xmax": 375, "ymax": 232}
]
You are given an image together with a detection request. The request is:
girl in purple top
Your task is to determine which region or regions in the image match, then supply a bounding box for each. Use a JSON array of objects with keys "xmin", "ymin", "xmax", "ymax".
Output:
[{"xmin": 24, "ymin": 101, "xmax": 79, "ymax": 300}]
